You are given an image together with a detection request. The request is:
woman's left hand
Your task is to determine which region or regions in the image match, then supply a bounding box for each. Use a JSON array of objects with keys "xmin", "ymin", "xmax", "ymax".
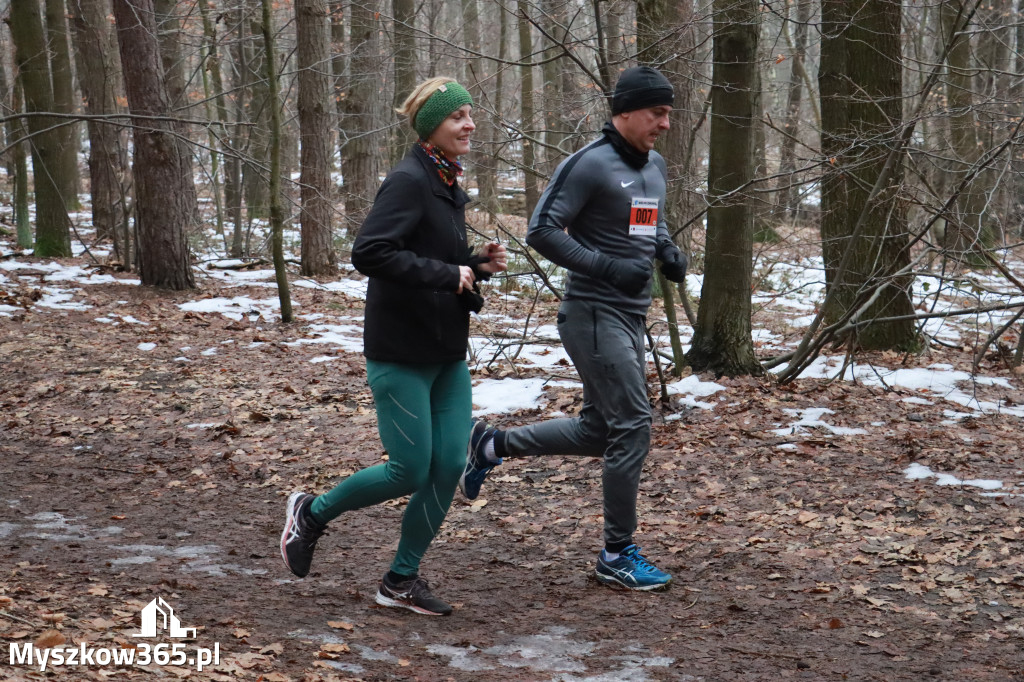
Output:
[{"xmin": 476, "ymin": 242, "xmax": 508, "ymax": 274}]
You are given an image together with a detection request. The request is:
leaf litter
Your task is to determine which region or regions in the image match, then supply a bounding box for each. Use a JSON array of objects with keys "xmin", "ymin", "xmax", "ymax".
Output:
[{"xmin": 1, "ymin": 236, "xmax": 1023, "ymax": 680}]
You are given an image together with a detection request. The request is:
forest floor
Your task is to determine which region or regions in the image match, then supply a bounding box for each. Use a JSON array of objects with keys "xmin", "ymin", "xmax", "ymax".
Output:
[{"xmin": 2, "ymin": 233, "xmax": 1024, "ymax": 682}]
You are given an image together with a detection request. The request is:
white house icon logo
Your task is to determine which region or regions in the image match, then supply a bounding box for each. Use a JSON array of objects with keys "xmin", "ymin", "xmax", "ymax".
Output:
[{"xmin": 132, "ymin": 597, "xmax": 197, "ymax": 638}]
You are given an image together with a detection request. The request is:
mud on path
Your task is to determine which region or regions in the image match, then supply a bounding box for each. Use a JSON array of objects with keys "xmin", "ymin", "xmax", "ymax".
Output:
[{"xmin": 2, "ymin": 278, "xmax": 1023, "ymax": 681}]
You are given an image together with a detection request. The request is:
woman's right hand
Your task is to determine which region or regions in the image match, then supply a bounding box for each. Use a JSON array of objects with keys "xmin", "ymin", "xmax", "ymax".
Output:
[{"xmin": 456, "ymin": 265, "xmax": 476, "ymax": 294}]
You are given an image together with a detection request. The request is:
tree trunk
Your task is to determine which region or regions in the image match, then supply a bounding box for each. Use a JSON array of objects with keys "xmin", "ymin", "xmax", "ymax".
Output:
[
  {"xmin": 685, "ymin": 0, "xmax": 762, "ymax": 376},
  {"xmin": 330, "ymin": 1, "xmax": 346, "ymax": 143},
  {"xmin": 476, "ymin": 0, "xmax": 508, "ymax": 216},
  {"xmin": 541, "ymin": 0, "xmax": 568, "ymax": 170},
  {"xmin": 227, "ymin": 3, "xmax": 247, "ymax": 257},
  {"xmin": 818, "ymin": 0, "xmax": 915, "ymax": 350},
  {"xmin": 296, "ymin": 0, "xmax": 336, "ymax": 276},
  {"xmin": 1, "ymin": 61, "xmax": 32, "ymax": 248},
  {"xmin": 261, "ymin": 0, "xmax": 292, "ymax": 321},
  {"xmin": 603, "ymin": 0, "xmax": 627, "ymax": 68},
  {"xmin": 637, "ymin": 0, "xmax": 701, "ymax": 368},
  {"xmin": 113, "ymin": 0, "xmax": 195, "ymax": 289},
  {"xmin": 9, "ymin": 0, "xmax": 71, "ymax": 257},
  {"xmin": 342, "ymin": 0, "xmax": 379, "ymax": 226},
  {"xmin": 975, "ymin": 0, "xmax": 1010, "ymax": 241},
  {"xmin": 1015, "ymin": 0, "xmax": 1024, "ymax": 237},
  {"xmin": 69, "ymin": 0, "xmax": 128, "ymax": 245},
  {"xmin": 45, "ymin": 0, "xmax": 81, "ymax": 209},
  {"xmin": 776, "ymin": 0, "xmax": 811, "ymax": 222},
  {"xmin": 460, "ymin": 0, "xmax": 488, "ymax": 199},
  {"xmin": 243, "ymin": 0, "xmax": 271, "ymax": 220},
  {"xmin": 198, "ymin": 0, "xmax": 226, "ymax": 244},
  {"xmin": 638, "ymin": 0, "xmax": 700, "ymax": 234},
  {"xmin": 590, "ymin": 0, "xmax": 612, "ymax": 91},
  {"xmin": 152, "ymin": 0, "xmax": 201, "ymax": 228},
  {"xmin": 939, "ymin": 0, "xmax": 989, "ymax": 259},
  {"xmin": 518, "ymin": 1, "xmax": 540, "ymax": 218},
  {"xmin": 391, "ymin": 0, "xmax": 417, "ymax": 165}
]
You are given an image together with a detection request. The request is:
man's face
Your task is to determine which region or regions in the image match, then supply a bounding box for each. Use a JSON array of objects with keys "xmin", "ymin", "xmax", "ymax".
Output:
[{"xmin": 615, "ymin": 105, "xmax": 672, "ymax": 152}]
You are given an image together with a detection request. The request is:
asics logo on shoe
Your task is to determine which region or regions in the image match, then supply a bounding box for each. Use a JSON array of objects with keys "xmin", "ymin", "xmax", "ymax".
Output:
[
  {"xmin": 281, "ymin": 492, "xmax": 324, "ymax": 578},
  {"xmin": 607, "ymin": 566, "xmax": 636, "ymax": 581}
]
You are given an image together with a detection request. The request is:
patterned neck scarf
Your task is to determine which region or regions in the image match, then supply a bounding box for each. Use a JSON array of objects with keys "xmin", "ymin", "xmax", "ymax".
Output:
[{"xmin": 418, "ymin": 140, "xmax": 463, "ymax": 186}]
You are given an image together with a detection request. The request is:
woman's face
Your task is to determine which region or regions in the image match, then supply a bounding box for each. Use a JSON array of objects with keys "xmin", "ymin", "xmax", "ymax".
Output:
[{"xmin": 427, "ymin": 104, "xmax": 475, "ymax": 158}]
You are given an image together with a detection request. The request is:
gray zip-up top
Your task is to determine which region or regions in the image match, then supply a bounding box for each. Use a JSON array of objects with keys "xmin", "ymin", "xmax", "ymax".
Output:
[{"xmin": 525, "ymin": 127, "xmax": 671, "ymax": 315}]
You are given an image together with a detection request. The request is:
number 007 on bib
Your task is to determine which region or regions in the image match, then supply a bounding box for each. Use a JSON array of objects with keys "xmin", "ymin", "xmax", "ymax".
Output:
[{"xmin": 629, "ymin": 197, "xmax": 659, "ymax": 236}]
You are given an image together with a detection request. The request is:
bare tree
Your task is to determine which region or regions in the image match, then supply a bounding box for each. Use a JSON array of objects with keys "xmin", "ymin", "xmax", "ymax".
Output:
[
  {"xmin": 242, "ymin": 0, "xmax": 272, "ymax": 219},
  {"xmin": 774, "ymin": 0, "xmax": 812, "ymax": 222},
  {"xmin": 342, "ymin": 0, "xmax": 380, "ymax": 226},
  {"xmin": 227, "ymin": 4, "xmax": 248, "ymax": 256},
  {"xmin": 9, "ymin": 0, "xmax": 71, "ymax": 257},
  {"xmin": 1, "ymin": 62, "xmax": 32, "ymax": 248},
  {"xmin": 517, "ymin": 1, "xmax": 540, "ymax": 217},
  {"xmin": 686, "ymin": 0, "xmax": 762, "ymax": 376},
  {"xmin": 112, "ymin": 0, "xmax": 196, "ymax": 289},
  {"xmin": 637, "ymin": 0, "xmax": 703, "ymax": 370},
  {"xmin": 460, "ymin": 0, "xmax": 488, "ymax": 197},
  {"xmin": 816, "ymin": 0, "xmax": 915, "ymax": 351},
  {"xmin": 69, "ymin": 0, "xmax": 128, "ymax": 251},
  {"xmin": 198, "ymin": 0, "xmax": 228, "ymax": 243},
  {"xmin": 391, "ymin": 0, "xmax": 417, "ymax": 164},
  {"xmin": 45, "ymin": 0, "xmax": 81, "ymax": 208},
  {"xmin": 296, "ymin": 0, "xmax": 336, "ymax": 276},
  {"xmin": 261, "ymin": 0, "xmax": 292, "ymax": 320},
  {"xmin": 938, "ymin": 0, "xmax": 989, "ymax": 260}
]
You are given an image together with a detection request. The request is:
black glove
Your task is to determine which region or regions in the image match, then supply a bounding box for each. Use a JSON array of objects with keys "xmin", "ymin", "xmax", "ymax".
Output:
[
  {"xmin": 594, "ymin": 255, "xmax": 652, "ymax": 296},
  {"xmin": 464, "ymin": 254, "xmax": 492, "ymax": 283},
  {"xmin": 656, "ymin": 242, "xmax": 688, "ymax": 283},
  {"xmin": 459, "ymin": 256, "xmax": 489, "ymax": 312},
  {"xmin": 459, "ymin": 284, "xmax": 484, "ymax": 313}
]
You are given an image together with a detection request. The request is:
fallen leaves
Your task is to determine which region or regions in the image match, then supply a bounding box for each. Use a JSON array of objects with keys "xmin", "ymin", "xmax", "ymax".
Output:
[
  {"xmin": 85, "ymin": 618, "xmax": 118, "ymax": 631},
  {"xmin": 34, "ymin": 629, "xmax": 66, "ymax": 648},
  {"xmin": 259, "ymin": 642, "xmax": 284, "ymax": 655},
  {"xmin": 4, "ymin": 248, "xmax": 1024, "ymax": 682},
  {"xmin": 317, "ymin": 642, "xmax": 351, "ymax": 659},
  {"xmin": 326, "ymin": 620, "xmax": 354, "ymax": 631}
]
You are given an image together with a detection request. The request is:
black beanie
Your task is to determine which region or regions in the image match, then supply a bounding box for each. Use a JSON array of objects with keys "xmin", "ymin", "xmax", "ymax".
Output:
[{"xmin": 611, "ymin": 66, "xmax": 674, "ymax": 115}]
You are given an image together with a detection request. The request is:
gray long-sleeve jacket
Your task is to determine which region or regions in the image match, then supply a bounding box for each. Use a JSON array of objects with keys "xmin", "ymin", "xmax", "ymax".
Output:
[{"xmin": 525, "ymin": 130, "xmax": 672, "ymax": 315}]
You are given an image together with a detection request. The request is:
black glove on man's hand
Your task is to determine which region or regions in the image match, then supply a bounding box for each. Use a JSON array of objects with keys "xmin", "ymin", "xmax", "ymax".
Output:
[
  {"xmin": 656, "ymin": 242, "xmax": 688, "ymax": 283},
  {"xmin": 595, "ymin": 255, "xmax": 653, "ymax": 296}
]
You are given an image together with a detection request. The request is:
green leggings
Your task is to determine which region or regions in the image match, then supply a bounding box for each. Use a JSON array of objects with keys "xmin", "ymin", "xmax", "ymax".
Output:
[{"xmin": 310, "ymin": 359, "xmax": 472, "ymax": 576}]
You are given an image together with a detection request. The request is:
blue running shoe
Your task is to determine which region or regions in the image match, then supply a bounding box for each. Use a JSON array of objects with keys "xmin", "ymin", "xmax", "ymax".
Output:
[
  {"xmin": 595, "ymin": 545, "xmax": 672, "ymax": 591},
  {"xmin": 459, "ymin": 420, "xmax": 501, "ymax": 500}
]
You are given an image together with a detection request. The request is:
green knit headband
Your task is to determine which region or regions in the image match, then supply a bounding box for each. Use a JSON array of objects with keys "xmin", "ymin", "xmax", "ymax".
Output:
[{"xmin": 414, "ymin": 82, "xmax": 474, "ymax": 140}]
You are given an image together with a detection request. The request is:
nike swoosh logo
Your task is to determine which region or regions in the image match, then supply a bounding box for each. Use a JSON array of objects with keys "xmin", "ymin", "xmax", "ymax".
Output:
[{"xmin": 620, "ymin": 180, "xmax": 635, "ymax": 188}]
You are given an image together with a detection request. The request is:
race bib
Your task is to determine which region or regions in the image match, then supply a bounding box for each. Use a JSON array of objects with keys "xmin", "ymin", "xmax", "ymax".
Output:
[{"xmin": 628, "ymin": 197, "xmax": 658, "ymax": 236}]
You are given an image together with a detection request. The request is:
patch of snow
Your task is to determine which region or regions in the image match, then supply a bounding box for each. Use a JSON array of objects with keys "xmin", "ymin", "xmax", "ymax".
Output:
[{"xmin": 904, "ymin": 462, "xmax": 1003, "ymax": 490}]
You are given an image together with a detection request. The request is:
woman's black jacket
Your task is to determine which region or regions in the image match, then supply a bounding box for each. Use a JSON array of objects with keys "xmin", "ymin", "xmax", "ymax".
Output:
[{"xmin": 352, "ymin": 145, "xmax": 486, "ymax": 364}]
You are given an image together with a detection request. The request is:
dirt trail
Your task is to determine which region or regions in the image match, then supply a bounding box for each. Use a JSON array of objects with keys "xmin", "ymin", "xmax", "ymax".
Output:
[{"xmin": 2, "ymin": 277, "xmax": 1023, "ymax": 681}]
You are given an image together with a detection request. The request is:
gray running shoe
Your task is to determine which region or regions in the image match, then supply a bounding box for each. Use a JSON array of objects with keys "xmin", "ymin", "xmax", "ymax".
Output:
[
  {"xmin": 280, "ymin": 492, "xmax": 325, "ymax": 578},
  {"xmin": 375, "ymin": 574, "xmax": 452, "ymax": 616}
]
